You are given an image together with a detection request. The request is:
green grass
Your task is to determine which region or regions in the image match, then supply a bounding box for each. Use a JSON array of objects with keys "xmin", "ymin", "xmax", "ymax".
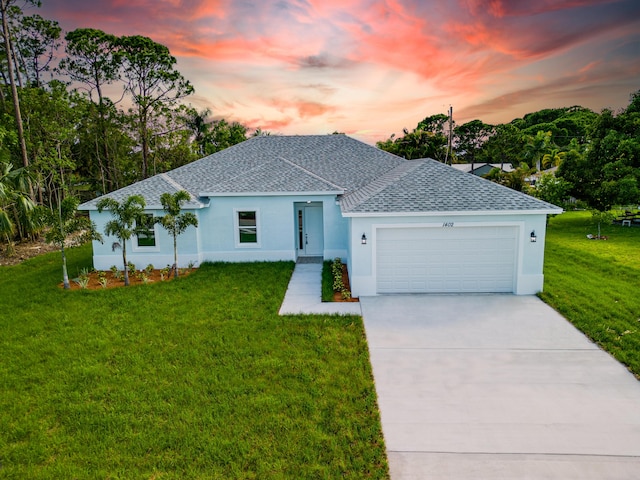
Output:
[
  {"xmin": 540, "ymin": 211, "xmax": 640, "ymax": 377},
  {"xmin": 0, "ymin": 245, "xmax": 388, "ymax": 479},
  {"xmin": 321, "ymin": 260, "xmax": 334, "ymax": 302}
]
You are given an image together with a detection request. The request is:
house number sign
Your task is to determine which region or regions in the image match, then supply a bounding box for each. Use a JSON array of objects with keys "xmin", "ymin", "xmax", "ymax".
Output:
[{"xmin": 442, "ymin": 222, "xmax": 454, "ymax": 227}]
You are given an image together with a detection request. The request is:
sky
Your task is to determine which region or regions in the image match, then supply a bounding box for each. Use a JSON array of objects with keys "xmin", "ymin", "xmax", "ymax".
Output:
[{"xmin": 38, "ymin": 0, "xmax": 640, "ymax": 144}]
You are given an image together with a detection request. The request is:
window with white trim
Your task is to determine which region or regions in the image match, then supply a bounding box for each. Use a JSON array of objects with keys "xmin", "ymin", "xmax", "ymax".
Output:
[
  {"xmin": 238, "ymin": 211, "xmax": 257, "ymax": 243},
  {"xmin": 136, "ymin": 214, "xmax": 156, "ymax": 247}
]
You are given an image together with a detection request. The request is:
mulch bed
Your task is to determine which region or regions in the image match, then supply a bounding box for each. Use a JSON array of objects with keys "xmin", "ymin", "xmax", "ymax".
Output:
[
  {"xmin": 332, "ymin": 263, "xmax": 359, "ymax": 302},
  {"xmin": 62, "ymin": 267, "xmax": 195, "ymax": 290}
]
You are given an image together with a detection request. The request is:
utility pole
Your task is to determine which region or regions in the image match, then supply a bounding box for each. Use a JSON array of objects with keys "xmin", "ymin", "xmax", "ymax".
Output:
[{"xmin": 445, "ymin": 105, "xmax": 453, "ymax": 165}]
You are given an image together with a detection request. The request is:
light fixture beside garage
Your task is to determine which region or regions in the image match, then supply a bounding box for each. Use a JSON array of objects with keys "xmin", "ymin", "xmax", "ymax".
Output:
[
  {"xmin": 530, "ymin": 230, "xmax": 537, "ymax": 243},
  {"xmin": 361, "ymin": 233, "xmax": 367, "ymax": 245}
]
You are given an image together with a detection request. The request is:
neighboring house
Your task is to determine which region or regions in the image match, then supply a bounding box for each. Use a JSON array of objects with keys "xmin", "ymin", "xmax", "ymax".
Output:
[
  {"xmin": 452, "ymin": 162, "xmax": 515, "ymax": 176},
  {"xmin": 526, "ymin": 166, "xmax": 559, "ymax": 186},
  {"xmin": 80, "ymin": 135, "xmax": 562, "ymax": 296}
]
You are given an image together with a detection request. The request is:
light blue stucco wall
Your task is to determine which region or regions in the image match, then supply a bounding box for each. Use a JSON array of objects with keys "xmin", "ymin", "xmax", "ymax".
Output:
[
  {"xmin": 90, "ymin": 208, "xmax": 200, "ymax": 271},
  {"xmin": 88, "ymin": 194, "xmax": 348, "ymax": 270},
  {"xmin": 196, "ymin": 194, "xmax": 347, "ymax": 262},
  {"xmin": 347, "ymin": 213, "xmax": 551, "ymax": 297}
]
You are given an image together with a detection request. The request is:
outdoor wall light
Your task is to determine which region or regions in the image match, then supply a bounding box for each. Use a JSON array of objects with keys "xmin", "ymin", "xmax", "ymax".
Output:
[
  {"xmin": 530, "ymin": 230, "xmax": 537, "ymax": 243},
  {"xmin": 361, "ymin": 233, "xmax": 367, "ymax": 245}
]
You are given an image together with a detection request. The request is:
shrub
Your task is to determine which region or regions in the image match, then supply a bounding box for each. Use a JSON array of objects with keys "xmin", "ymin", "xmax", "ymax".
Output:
[{"xmin": 331, "ymin": 258, "xmax": 351, "ymax": 300}]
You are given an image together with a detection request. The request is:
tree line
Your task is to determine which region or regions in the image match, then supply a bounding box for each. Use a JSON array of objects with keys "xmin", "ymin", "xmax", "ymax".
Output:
[
  {"xmin": 377, "ymin": 92, "xmax": 640, "ymax": 212},
  {"xmin": 1, "ymin": 0, "xmax": 639, "ymax": 256},
  {"xmin": 0, "ymin": 0, "xmax": 250, "ymax": 252}
]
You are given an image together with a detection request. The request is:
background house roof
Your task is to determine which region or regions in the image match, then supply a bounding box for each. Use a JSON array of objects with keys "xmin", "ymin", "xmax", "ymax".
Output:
[
  {"xmin": 452, "ymin": 163, "xmax": 515, "ymax": 174},
  {"xmin": 340, "ymin": 158, "xmax": 562, "ymax": 215}
]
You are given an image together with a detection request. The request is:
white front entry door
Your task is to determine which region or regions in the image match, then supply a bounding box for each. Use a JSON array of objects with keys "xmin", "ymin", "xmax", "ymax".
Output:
[{"xmin": 302, "ymin": 205, "xmax": 324, "ymax": 256}]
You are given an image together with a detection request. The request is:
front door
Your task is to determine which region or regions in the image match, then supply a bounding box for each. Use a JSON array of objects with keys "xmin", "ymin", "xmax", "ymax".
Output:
[{"xmin": 298, "ymin": 205, "xmax": 324, "ymax": 256}]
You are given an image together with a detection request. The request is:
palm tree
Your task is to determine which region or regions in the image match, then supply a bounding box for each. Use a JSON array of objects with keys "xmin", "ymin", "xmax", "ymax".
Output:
[
  {"xmin": 541, "ymin": 149, "xmax": 566, "ymax": 169},
  {"xmin": 525, "ymin": 131, "xmax": 552, "ymax": 171},
  {"xmin": 157, "ymin": 190, "xmax": 198, "ymax": 278},
  {"xmin": 0, "ymin": 161, "xmax": 35, "ymax": 255},
  {"xmin": 96, "ymin": 194, "xmax": 146, "ymax": 286},
  {"xmin": 40, "ymin": 196, "xmax": 102, "ymax": 289}
]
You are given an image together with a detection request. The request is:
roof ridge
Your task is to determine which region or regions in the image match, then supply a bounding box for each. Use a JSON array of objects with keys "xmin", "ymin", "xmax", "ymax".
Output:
[
  {"xmin": 160, "ymin": 173, "xmax": 204, "ymax": 205},
  {"xmin": 212, "ymin": 156, "xmax": 280, "ymax": 189},
  {"xmin": 277, "ymin": 155, "xmax": 345, "ymax": 190},
  {"xmin": 340, "ymin": 160, "xmax": 425, "ymax": 211},
  {"xmin": 160, "ymin": 172, "xmax": 188, "ymax": 192}
]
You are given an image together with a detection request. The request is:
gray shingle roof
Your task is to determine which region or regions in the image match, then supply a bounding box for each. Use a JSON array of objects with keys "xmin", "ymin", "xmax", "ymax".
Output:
[
  {"xmin": 340, "ymin": 158, "xmax": 562, "ymax": 214},
  {"xmin": 80, "ymin": 134, "xmax": 403, "ymax": 209},
  {"xmin": 80, "ymin": 135, "xmax": 561, "ymax": 215},
  {"xmin": 80, "ymin": 173, "xmax": 206, "ymax": 210},
  {"xmin": 202, "ymin": 156, "xmax": 343, "ymax": 194}
]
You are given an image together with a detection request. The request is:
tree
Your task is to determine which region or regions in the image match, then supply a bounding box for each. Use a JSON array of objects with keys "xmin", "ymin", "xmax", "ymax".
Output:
[
  {"xmin": 19, "ymin": 80, "xmax": 80, "ymax": 208},
  {"xmin": 454, "ymin": 120, "xmax": 494, "ymax": 170},
  {"xmin": 377, "ymin": 113, "xmax": 450, "ymax": 161},
  {"xmin": 483, "ymin": 163, "xmax": 533, "ymax": 193},
  {"xmin": 118, "ymin": 35, "xmax": 194, "ymax": 179},
  {"xmin": 185, "ymin": 107, "xmax": 210, "ymax": 156},
  {"xmin": 0, "ymin": 0, "xmax": 38, "ymax": 175},
  {"xmin": 541, "ymin": 148, "xmax": 566, "ymax": 169},
  {"xmin": 531, "ymin": 172, "xmax": 572, "ymax": 206},
  {"xmin": 157, "ymin": 190, "xmax": 198, "ymax": 277},
  {"xmin": 58, "ymin": 28, "xmax": 122, "ymax": 191},
  {"xmin": 477, "ymin": 123, "xmax": 526, "ymax": 169},
  {"xmin": 524, "ymin": 130, "xmax": 553, "ymax": 171},
  {"xmin": 204, "ymin": 118, "xmax": 247, "ymax": 154},
  {"xmin": 96, "ymin": 194, "xmax": 146, "ymax": 286},
  {"xmin": 14, "ymin": 13, "xmax": 61, "ymax": 87},
  {"xmin": 40, "ymin": 196, "xmax": 102, "ymax": 289},
  {"xmin": 590, "ymin": 210, "xmax": 614, "ymax": 240},
  {"xmin": 184, "ymin": 110, "xmax": 248, "ymax": 156},
  {"xmin": 0, "ymin": 160, "xmax": 35, "ymax": 254},
  {"xmin": 557, "ymin": 94, "xmax": 640, "ymax": 212}
]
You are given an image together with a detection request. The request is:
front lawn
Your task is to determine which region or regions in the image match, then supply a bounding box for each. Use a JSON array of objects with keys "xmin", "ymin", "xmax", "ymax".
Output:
[
  {"xmin": 0, "ymin": 245, "xmax": 388, "ymax": 479},
  {"xmin": 541, "ymin": 211, "xmax": 640, "ymax": 377}
]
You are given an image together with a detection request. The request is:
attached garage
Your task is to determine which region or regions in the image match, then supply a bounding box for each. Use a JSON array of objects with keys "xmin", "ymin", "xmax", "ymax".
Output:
[
  {"xmin": 341, "ymin": 158, "xmax": 563, "ymax": 297},
  {"xmin": 375, "ymin": 225, "xmax": 517, "ymax": 293}
]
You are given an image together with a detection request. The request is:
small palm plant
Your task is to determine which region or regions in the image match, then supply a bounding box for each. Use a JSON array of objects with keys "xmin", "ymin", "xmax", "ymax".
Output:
[
  {"xmin": 96, "ymin": 194, "xmax": 146, "ymax": 286},
  {"xmin": 40, "ymin": 196, "xmax": 102, "ymax": 289},
  {"xmin": 157, "ymin": 190, "xmax": 198, "ymax": 278}
]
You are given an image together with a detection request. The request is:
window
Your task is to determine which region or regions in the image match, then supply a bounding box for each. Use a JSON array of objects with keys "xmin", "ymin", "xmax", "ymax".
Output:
[
  {"xmin": 137, "ymin": 214, "xmax": 156, "ymax": 247},
  {"xmin": 237, "ymin": 211, "xmax": 258, "ymax": 244}
]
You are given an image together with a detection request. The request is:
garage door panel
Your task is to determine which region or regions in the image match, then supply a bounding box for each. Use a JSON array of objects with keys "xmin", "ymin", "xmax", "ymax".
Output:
[{"xmin": 376, "ymin": 226, "xmax": 517, "ymax": 294}]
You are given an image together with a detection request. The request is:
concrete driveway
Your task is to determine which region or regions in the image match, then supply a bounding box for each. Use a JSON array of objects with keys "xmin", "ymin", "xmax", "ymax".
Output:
[{"xmin": 360, "ymin": 294, "xmax": 640, "ymax": 479}]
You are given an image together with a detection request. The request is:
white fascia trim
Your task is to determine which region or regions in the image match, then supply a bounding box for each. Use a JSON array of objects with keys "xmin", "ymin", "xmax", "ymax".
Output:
[
  {"xmin": 81, "ymin": 202, "xmax": 209, "ymax": 211},
  {"xmin": 342, "ymin": 208, "xmax": 563, "ymax": 218},
  {"xmin": 141, "ymin": 202, "xmax": 209, "ymax": 210},
  {"xmin": 199, "ymin": 190, "xmax": 343, "ymax": 197}
]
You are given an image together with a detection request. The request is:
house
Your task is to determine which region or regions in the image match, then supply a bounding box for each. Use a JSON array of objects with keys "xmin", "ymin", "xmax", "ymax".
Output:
[
  {"xmin": 452, "ymin": 162, "xmax": 515, "ymax": 176},
  {"xmin": 80, "ymin": 135, "xmax": 562, "ymax": 296},
  {"xmin": 526, "ymin": 165, "xmax": 559, "ymax": 186}
]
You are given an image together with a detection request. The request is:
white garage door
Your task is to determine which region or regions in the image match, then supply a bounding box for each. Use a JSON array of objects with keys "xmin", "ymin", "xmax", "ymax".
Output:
[{"xmin": 376, "ymin": 226, "xmax": 517, "ymax": 293}]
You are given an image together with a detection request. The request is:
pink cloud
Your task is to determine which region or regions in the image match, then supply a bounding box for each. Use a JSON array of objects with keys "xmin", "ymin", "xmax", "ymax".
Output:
[
  {"xmin": 246, "ymin": 117, "xmax": 296, "ymax": 132},
  {"xmin": 269, "ymin": 98, "xmax": 337, "ymax": 119},
  {"xmin": 37, "ymin": 0, "xmax": 640, "ymax": 143},
  {"xmin": 465, "ymin": 0, "xmax": 618, "ymax": 17}
]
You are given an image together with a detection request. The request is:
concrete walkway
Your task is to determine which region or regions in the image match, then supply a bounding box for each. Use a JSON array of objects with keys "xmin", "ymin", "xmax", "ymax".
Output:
[
  {"xmin": 278, "ymin": 260, "xmax": 361, "ymax": 315},
  {"xmin": 361, "ymin": 294, "xmax": 640, "ymax": 479}
]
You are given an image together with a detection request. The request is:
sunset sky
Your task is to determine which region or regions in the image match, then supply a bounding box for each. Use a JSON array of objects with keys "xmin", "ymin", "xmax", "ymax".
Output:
[{"xmin": 38, "ymin": 0, "xmax": 640, "ymax": 144}]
